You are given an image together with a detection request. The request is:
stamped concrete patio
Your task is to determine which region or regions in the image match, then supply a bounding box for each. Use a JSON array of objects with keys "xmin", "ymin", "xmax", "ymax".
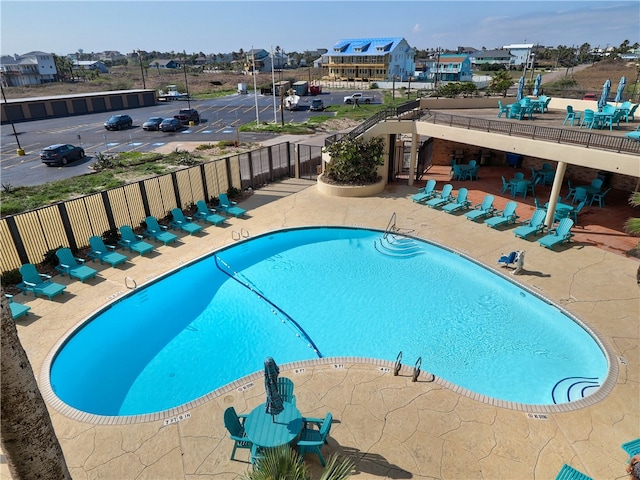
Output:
[{"xmin": 3, "ymin": 177, "xmax": 639, "ymax": 480}]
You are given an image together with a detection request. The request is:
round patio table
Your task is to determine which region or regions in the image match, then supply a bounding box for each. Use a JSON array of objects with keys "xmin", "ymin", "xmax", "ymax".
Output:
[{"xmin": 244, "ymin": 402, "xmax": 303, "ymax": 449}]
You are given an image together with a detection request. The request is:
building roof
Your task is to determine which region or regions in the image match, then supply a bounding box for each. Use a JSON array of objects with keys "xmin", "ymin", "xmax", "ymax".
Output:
[
  {"xmin": 437, "ymin": 54, "xmax": 469, "ymax": 61},
  {"xmin": 503, "ymin": 43, "xmax": 534, "ymax": 49},
  {"xmin": 470, "ymin": 49, "xmax": 513, "ymax": 59},
  {"xmin": 330, "ymin": 37, "xmax": 407, "ymax": 56}
]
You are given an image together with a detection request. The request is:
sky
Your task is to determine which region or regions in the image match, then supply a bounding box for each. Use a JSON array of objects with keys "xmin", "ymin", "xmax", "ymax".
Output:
[{"xmin": 1, "ymin": 0, "xmax": 638, "ymax": 57}]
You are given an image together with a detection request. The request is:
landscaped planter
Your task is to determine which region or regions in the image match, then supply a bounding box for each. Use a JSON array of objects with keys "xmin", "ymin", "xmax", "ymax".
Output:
[{"xmin": 317, "ymin": 174, "xmax": 386, "ymax": 197}]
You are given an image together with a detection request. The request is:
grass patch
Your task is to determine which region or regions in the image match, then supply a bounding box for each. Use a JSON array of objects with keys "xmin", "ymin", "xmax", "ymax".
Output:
[{"xmin": 239, "ymin": 121, "xmax": 316, "ymax": 134}]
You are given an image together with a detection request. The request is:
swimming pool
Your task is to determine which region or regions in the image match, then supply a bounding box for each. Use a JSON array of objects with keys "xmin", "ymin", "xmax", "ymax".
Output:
[{"xmin": 46, "ymin": 227, "xmax": 611, "ymax": 419}]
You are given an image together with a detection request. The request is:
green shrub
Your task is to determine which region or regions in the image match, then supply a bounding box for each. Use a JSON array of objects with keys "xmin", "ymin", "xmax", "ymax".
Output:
[
  {"xmin": 1, "ymin": 269, "xmax": 22, "ymax": 287},
  {"xmin": 323, "ymin": 137, "xmax": 385, "ymax": 185},
  {"xmin": 227, "ymin": 186, "xmax": 241, "ymax": 200}
]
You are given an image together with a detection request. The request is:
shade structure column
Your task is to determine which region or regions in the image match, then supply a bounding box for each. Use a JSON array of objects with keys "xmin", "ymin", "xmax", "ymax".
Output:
[
  {"xmin": 408, "ymin": 132, "xmax": 418, "ymax": 186},
  {"xmin": 544, "ymin": 161, "xmax": 568, "ymax": 227}
]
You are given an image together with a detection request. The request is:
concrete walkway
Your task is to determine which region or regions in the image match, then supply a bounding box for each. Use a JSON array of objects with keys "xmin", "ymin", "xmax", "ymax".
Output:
[{"xmin": 3, "ymin": 179, "xmax": 638, "ymax": 480}]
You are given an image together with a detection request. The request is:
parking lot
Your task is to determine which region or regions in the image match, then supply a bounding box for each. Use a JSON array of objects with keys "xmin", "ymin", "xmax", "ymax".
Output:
[{"xmin": 0, "ymin": 90, "xmax": 372, "ymax": 187}]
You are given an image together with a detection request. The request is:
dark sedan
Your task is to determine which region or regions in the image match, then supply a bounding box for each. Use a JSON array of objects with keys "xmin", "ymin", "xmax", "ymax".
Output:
[
  {"xmin": 40, "ymin": 144, "xmax": 85, "ymax": 166},
  {"xmin": 160, "ymin": 118, "xmax": 183, "ymax": 132},
  {"xmin": 104, "ymin": 114, "xmax": 133, "ymax": 130},
  {"xmin": 142, "ymin": 117, "xmax": 164, "ymax": 131}
]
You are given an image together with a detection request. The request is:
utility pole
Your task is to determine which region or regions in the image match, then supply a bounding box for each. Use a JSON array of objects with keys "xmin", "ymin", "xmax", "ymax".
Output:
[
  {"xmin": 138, "ymin": 50, "xmax": 146, "ymax": 89},
  {"xmin": 0, "ymin": 83, "xmax": 24, "ymax": 155},
  {"xmin": 183, "ymin": 62, "xmax": 191, "ymax": 110}
]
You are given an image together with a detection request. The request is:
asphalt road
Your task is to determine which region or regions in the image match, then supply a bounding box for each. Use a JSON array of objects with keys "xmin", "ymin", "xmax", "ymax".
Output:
[{"xmin": 1, "ymin": 89, "xmax": 377, "ymax": 187}]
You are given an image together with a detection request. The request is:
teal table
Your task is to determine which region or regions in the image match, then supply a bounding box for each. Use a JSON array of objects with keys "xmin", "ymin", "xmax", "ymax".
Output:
[{"xmin": 244, "ymin": 402, "xmax": 302, "ymax": 449}]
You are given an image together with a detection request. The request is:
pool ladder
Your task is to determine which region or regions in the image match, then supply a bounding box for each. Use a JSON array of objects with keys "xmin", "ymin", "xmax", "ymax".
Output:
[
  {"xmin": 231, "ymin": 228, "xmax": 250, "ymax": 241},
  {"xmin": 394, "ymin": 351, "xmax": 428, "ymax": 382}
]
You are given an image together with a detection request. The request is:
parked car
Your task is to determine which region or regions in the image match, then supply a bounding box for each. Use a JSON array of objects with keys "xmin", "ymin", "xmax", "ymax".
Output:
[
  {"xmin": 104, "ymin": 114, "xmax": 133, "ymax": 130},
  {"xmin": 310, "ymin": 99, "xmax": 325, "ymax": 111},
  {"xmin": 40, "ymin": 144, "xmax": 85, "ymax": 166},
  {"xmin": 582, "ymin": 93, "xmax": 597, "ymax": 101},
  {"xmin": 174, "ymin": 108, "xmax": 200, "ymax": 125},
  {"xmin": 160, "ymin": 118, "xmax": 183, "ymax": 132},
  {"xmin": 142, "ymin": 117, "xmax": 164, "ymax": 131}
]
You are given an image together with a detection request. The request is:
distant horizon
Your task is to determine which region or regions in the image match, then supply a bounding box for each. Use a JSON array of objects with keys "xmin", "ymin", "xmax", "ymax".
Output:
[{"xmin": 1, "ymin": 1, "xmax": 638, "ymax": 57}]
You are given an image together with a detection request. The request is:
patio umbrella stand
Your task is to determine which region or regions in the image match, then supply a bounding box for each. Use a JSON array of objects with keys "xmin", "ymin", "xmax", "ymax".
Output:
[{"xmin": 264, "ymin": 357, "xmax": 284, "ymax": 423}]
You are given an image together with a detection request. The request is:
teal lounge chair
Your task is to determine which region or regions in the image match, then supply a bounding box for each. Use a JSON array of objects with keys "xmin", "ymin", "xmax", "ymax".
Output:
[
  {"xmin": 6, "ymin": 294, "xmax": 31, "ymax": 319},
  {"xmin": 425, "ymin": 184, "xmax": 453, "ymax": 209},
  {"xmin": 87, "ymin": 236, "xmax": 128, "ymax": 267},
  {"xmin": 622, "ymin": 437, "xmax": 640, "ymax": 460},
  {"xmin": 277, "ymin": 377, "xmax": 297, "ymax": 405},
  {"xmin": 170, "ymin": 208, "xmax": 203, "ymax": 235},
  {"xmin": 223, "ymin": 406, "xmax": 252, "ymax": 462},
  {"xmin": 144, "ymin": 216, "xmax": 178, "ymax": 245},
  {"xmin": 441, "ymin": 188, "xmax": 470, "ymax": 213},
  {"xmin": 218, "ymin": 193, "xmax": 247, "ymax": 218},
  {"xmin": 297, "ymin": 412, "xmax": 332, "ymax": 467},
  {"xmin": 465, "ymin": 195, "xmax": 495, "ymax": 222},
  {"xmin": 118, "ymin": 225, "xmax": 155, "ymax": 256},
  {"xmin": 514, "ymin": 209, "xmax": 547, "ymax": 239},
  {"xmin": 625, "ymin": 125, "xmax": 640, "ymax": 142},
  {"xmin": 485, "ymin": 201, "xmax": 519, "ymax": 229},
  {"xmin": 195, "ymin": 200, "xmax": 226, "ymax": 226},
  {"xmin": 55, "ymin": 248, "xmax": 98, "ymax": 283},
  {"xmin": 411, "ymin": 179, "xmax": 437, "ymax": 203},
  {"xmin": 17, "ymin": 264, "xmax": 66, "ymax": 300},
  {"xmin": 554, "ymin": 464, "xmax": 592, "ymax": 480},
  {"xmin": 539, "ymin": 218, "xmax": 574, "ymax": 249}
]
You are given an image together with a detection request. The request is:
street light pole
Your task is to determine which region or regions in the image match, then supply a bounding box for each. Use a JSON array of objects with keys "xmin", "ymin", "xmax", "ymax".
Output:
[
  {"xmin": 0, "ymin": 83, "xmax": 24, "ymax": 155},
  {"xmin": 183, "ymin": 62, "xmax": 191, "ymax": 110}
]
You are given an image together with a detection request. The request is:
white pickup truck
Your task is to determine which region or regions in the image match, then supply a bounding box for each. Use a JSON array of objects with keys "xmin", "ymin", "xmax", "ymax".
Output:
[{"xmin": 343, "ymin": 92, "xmax": 374, "ymax": 104}]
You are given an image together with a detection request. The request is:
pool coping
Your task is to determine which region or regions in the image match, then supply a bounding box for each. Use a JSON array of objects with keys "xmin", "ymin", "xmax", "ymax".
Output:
[{"xmin": 38, "ymin": 226, "xmax": 619, "ymax": 425}]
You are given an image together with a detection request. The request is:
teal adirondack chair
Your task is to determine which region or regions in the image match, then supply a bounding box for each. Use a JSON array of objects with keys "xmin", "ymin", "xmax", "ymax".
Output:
[
  {"xmin": 55, "ymin": 248, "xmax": 98, "ymax": 283},
  {"xmin": 484, "ymin": 201, "xmax": 518, "ymax": 228},
  {"xmin": 170, "ymin": 208, "xmax": 203, "ymax": 235},
  {"xmin": 18, "ymin": 263, "xmax": 66, "ymax": 300},
  {"xmin": 539, "ymin": 218, "xmax": 574, "ymax": 249},
  {"xmin": 195, "ymin": 200, "xmax": 226, "ymax": 226},
  {"xmin": 88, "ymin": 236, "xmax": 128, "ymax": 267},
  {"xmin": 514, "ymin": 209, "xmax": 547, "ymax": 239},
  {"xmin": 144, "ymin": 216, "xmax": 178, "ymax": 245},
  {"xmin": 218, "ymin": 193, "xmax": 247, "ymax": 218},
  {"xmin": 223, "ymin": 407, "xmax": 252, "ymax": 461},
  {"xmin": 277, "ymin": 377, "xmax": 296, "ymax": 405},
  {"xmin": 118, "ymin": 225, "xmax": 155, "ymax": 256},
  {"xmin": 5, "ymin": 294, "xmax": 31, "ymax": 319},
  {"xmin": 297, "ymin": 412, "xmax": 332, "ymax": 467}
]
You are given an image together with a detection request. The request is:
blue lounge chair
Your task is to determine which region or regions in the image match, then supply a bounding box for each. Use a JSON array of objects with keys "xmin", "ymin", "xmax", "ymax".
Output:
[
  {"xmin": 441, "ymin": 188, "xmax": 470, "ymax": 213},
  {"xmin": 144, "ymin": 216, "xmax": 178, "ymax": 245},
  {"xmin": 497, "ymin": 251, "xmax": 518, "ymax": 268},
  {"xmin": 218, "ymin": 193, "xmax": 247, "ymax": 218},
  {"xmin": 87, "ymin": 236, "xmax": 128, "ymax": 267},
  {"xmin": 170, "ymin": 208, "xmax": 203, "ymax": 235},
  {"xmin": 195, "ymin": 200, "xmax": 226, "ymax": 226},
  {"xmin": 118, "ymin": 225, "xmax": 155, "ymax": 256},
  {"xmin": 485, "ymin": 201, "xmax": 518, "ymax": 228},
  {"xmin": 554, "ymin": 463, "xmax": 592, "ymax": 480},
  {"xmin": 17, "ymin": 264, "xmax": 66, "ymax": 300},
  {"xmin": 539, "ymin": 218, "xmax": 574, "ymax": 249},
  {"xmin": 55, "ymin": 248, "xmax": 98, "ymax": 283},
  {"xmin": 223, "ymin": 406, "xmax": 252, "ymax": 462},
  {"xmin": 297, "ymin": 412, "xmax": 332, "ymax": 467},
  {"xmin": 277, "ymin": 377, "xmax": 296, "ymax": 406},
  {"xmin": 514, "ymin": 209, "xmax": 547, "ymax": 239},
  {"xmin": 411, "ymin": 179, "xmax": 437, "ymax": 203},
  {"xmin": 6, "ymin": 294, "xmax": 31, "ymax": 319},
  {"xmin": 425, "ymin": 184, "xmax": 453, "ymax": 209},
  {"xmin": 625, "ymin": 125, "xmax": 640, "ymax": 142},
  {"xmin": 465, "ymin": 195, "xmax": 495, "ymax": 222},
  {"xmin": 589, "ymin": 187, "xmax": 610, "ymax": 208},
  {"xmin": 622, "ymin": 437, "xmax": 640, "ymax": 460}
]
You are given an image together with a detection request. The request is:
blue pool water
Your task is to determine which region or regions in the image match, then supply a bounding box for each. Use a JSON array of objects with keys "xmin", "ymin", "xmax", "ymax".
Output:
[{"xmin": 50, "ymin": 227, "xmax": 608, "ymax": 416}]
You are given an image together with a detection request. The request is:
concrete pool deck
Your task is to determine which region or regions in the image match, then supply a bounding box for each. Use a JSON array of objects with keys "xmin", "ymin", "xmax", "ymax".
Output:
[{"xmin": 3, "ymin": 178, "xmax": 639, "ymax": 479}]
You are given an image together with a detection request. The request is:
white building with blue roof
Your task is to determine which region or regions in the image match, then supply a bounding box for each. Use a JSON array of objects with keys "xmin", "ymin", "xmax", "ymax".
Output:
[{"xmin": 326, "ymin": 37, "xmax": 415, "ymax": 82}]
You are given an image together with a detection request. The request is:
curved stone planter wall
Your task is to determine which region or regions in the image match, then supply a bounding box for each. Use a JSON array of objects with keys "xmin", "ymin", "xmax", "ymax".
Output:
[{"xmin": 317, "ymin": 174, "xmax": 386, "ymax": 197}]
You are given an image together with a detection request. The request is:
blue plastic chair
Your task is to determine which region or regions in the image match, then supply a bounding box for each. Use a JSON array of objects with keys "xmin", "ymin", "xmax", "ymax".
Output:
[
  {"xmin": 580, "ymin": 109, "xmax": 597, "ymax": 129},
  {"xmin": 118, "ymin": 225, "xmax": 155, "ymax": 256},
  {"xmin": 572, "ymin": 187, "xmax": 588, "ymax": 205},
  {"xmin": 223, "ymin": 407, "xmax": 252, "ymax": 461},
  {"xmin": 539, "ymin": 218, "xmax": 574, "ymax": 249},
  {"xmin": 411, "ymin": 179, "xmax": 438, "ymax": 203},
  {"xmin": 218, "ymin": 193, "xmax": 247, "ymax": 218},
  {"xmin": 277, "ymin": 377, "xmax": 296, "ymax": 405},
  {"xmin": 55, "ymin": 247, "xmax": 98, "ymax": 283},
  {"xmin": 497, "ymin": 251, "xmax": 518, "ymax": 268},
  {"xmin": 145, "ymin": 216, "xmax": 178, "ymax": 245},
  {"xmin": 588, "ymin": 188, "xmax": 610, "ymax": 208},
  {"xmin": 622, "ymin": 437, "xmax": 640, "ymax": 460},
  {"xmin": 512, "ymin": 180, "xmax": 529, "ymax": 199},
  {"xmin": 17, "ymin": 264, "xmax": 66, "ymax": 300},
  {"xmin": 170, "ymin": 208, "xmax": 203, "ymax": 236},
  {"xmin": 297, "ymin": 412, "xmax": 332, "ymax": 467},
  {"xmin": 554, "ymin": 463, "xmax": 592, "ymax": 480},
  {"xmin": 425, "ymin": 184, "xmax": 453, "ymax": 209},
  {"xmin": 514, "ymin": 209, "xmax": 547, "ymax": 239},
  {"xmin": 485, "ymin": 201, "xmax": 518, "ymax": 229},
  {"xmin": 571, "ymin": 200, "xmax": 586, "ymax": 225},
  {"xmin": 5, "ymin": 294, "xmax": 31, "ymax": 319},
  {"xmin": 563, "ymin": 106, "xmax": 582, "ymax": 126},
  {"xmin": 497, "ymin": 100, "xmax": 509, "ymax": 118}
]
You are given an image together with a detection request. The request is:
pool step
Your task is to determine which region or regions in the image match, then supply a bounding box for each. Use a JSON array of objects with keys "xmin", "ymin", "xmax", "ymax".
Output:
[
  {"xmin": 551, "ymin": 376, "xmax": 601, "ymax": 404},
  {"xmin": 374, "ymin": 233, "xmax": 424, "ymax": 258}
]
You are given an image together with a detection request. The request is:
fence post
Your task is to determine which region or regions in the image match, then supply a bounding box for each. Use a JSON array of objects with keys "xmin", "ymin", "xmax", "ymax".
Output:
[
  {"xmin": 170, "ymin": 172, "xmax": 182, "ymax": 209},
  {"xmin": 58, "ymin": 203, "xmax": 77, "ymax": 252}
]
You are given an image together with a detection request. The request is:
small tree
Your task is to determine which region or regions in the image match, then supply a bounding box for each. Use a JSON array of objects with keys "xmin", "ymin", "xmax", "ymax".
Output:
[
  {"xmin": 323, "ymin": 137, "xmax": 385, "ymax": 185},
  {"xmin": 488, "ymin": 70, "xmax": 513, "ymax": 97}
]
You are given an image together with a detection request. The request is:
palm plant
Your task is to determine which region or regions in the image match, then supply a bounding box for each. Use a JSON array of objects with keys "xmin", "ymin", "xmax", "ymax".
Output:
[
  {"xmin": 241, "ymin": 445, "xmax": 354, "ymax": 480},
  {"xmin": 623, "ymin": 191, "xmax": 640, "ymax": 285}
]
